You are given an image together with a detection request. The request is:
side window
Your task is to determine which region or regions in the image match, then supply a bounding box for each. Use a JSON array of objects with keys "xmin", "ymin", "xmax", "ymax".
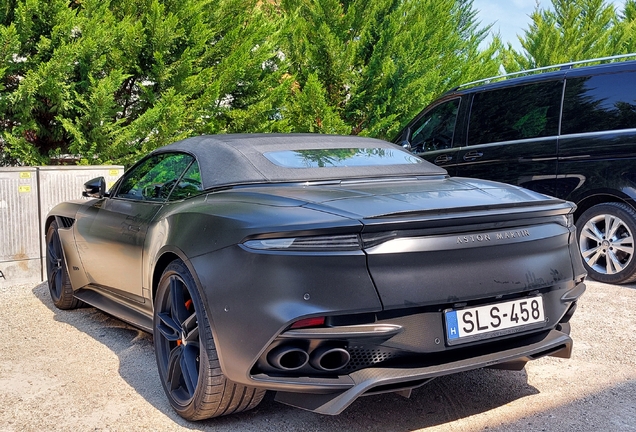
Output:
[
  {"xmin": 468, "ymin": 80, "xmax": 562, "ymax": 145},
  {"xmin": 116, "ymin": 153, "xmax": 194, "ymax": 201},
  {"xmin": 410, "ymin": 99, "xmax": 460, "ymax": 152},
  {"xmin": 167, "ymin": 161, "xmax": 202, "ymax": 201},
  {"xmin": 562, "ymin": 71, "xmax": 636, "ymax": 134}
]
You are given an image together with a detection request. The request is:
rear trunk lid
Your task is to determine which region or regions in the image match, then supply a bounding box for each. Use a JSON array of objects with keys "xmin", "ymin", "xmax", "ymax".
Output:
[
  {"xmin": 266, "ymin": 176, "xmax": 580, "ymax": 309},
  {"xmin": 362, "ymin": 215, "xmax": 576, "ymax": 309}
]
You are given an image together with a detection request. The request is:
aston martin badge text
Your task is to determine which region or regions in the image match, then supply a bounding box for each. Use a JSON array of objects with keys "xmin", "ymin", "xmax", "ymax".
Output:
[{"xmin": 457, "ymin": 229, "xmax": 530, "ymax": 244}]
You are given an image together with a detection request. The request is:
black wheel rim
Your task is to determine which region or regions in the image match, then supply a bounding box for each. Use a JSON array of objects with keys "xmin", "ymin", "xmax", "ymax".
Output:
[
  {"xmin": 155, "ymin": 274, "xmax": 201, "ymax": 405},
  {"xmin": 46, "ymin": 229, "xmax": 64, "ymax": 301}
]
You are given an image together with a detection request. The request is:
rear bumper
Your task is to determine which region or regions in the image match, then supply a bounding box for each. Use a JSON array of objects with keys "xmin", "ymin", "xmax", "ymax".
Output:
[{"xmin": 271, "ymin": 327, "xmax": 572, "ymax": 414}]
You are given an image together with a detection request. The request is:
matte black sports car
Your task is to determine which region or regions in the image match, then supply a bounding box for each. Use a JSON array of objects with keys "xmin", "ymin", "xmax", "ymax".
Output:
[{"xmin": 46, "ymin": 134, "xmax": 586, "ymax": 421}]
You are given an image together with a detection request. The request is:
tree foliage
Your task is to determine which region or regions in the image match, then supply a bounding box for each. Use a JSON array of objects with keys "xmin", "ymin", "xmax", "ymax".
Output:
[
  {"xmin": 503, "ymin": 0, "xmax": 636, "ymax": 72},
  {"xmin": 0, "ymin": 0, "xmax": 286, "ymax": 165},
  {"xmin": 614, "ymin": 0, "xmax": 636, "ymax": 54},
  {"xmin": 279, "ymin": 0, "xmax": 500, "ymax": 139},
  {"xmin": 0, "ymin": 0, "xmax": 501, "ymax": 166}
]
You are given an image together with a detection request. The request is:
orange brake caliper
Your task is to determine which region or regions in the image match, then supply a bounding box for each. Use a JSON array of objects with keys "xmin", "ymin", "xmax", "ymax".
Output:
[{"xmin": 177, "ymin": 299, "xmax": 194, "ymax": 346}]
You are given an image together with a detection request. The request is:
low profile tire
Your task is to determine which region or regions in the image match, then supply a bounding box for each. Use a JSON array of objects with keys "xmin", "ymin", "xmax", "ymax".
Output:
[
  {"xmin": 46, "ymin": 220, "xmax": 81, "ymax": 310},
  {"xmin": 153, "ymin": 260, "xmax": 265, "ymax": 421},
  {"xmin": 576, "ymin": 202, "xmax": 636, "ymax": 284}
]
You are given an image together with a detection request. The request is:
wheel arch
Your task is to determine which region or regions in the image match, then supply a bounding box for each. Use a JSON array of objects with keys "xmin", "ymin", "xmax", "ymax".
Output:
[
  {"xmin": 151, "ymin": 250, "xmax": 183, "ymax": 304},
  {"xmin": 150, "ymin": 247, "xmax": 205, "ymax": 307},
  {"xmin": 44, "ymin": 215, "xmax": 56, "ymax": 233},
  {"xmin": 573, "ymin": 192, "xmax": 636, "ymax": 221}
]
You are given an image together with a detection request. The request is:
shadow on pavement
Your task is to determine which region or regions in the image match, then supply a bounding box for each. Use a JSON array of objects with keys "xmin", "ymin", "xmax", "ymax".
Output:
[
  {"xmin": 33, "ymin": 281, "xmax": 540, "ymax": 431},
  {"xmin": 480, "ymin": 379, "xmax": 636, "ymax": 432}
]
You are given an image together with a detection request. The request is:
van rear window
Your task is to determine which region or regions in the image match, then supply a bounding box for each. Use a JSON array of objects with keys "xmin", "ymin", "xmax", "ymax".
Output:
[
  {"xmin": 468, "ymin": 80, "xmax": 562, "ymax": 145},
  {"xmin": 562, "ymin": 71, "xmax": 636, "ymax": 135}
]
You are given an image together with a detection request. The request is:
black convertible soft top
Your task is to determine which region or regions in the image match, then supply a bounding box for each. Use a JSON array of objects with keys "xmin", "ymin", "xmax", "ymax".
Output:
[{"xmin": 154, "ymin": 134, "xmax": 447, "ymax": 189}]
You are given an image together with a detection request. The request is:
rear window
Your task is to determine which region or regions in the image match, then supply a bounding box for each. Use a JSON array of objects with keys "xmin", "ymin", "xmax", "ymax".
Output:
[
  {"xmin": 468, "ymin": 80, "xmax": 562, "ymax": 145},
  {"xmin": 264, "ymin": 148, "xmax": 422, "ymax": 168},
  {"xmin": 562, "ymin": 71, "xmax": 636, "ymax": 134}
]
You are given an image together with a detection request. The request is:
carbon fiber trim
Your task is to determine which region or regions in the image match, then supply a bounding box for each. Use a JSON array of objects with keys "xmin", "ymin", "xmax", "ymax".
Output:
[{"xmin": 274, "ymin": 328, "xmax": 572, "ymax": 414}]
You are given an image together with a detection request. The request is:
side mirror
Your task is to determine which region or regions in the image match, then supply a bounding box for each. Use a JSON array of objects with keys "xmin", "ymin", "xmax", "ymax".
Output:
[
  {"xmin": 396, "ymin": 128, "xmax": 412, "ymax": 152},
  {"xmin": 83, "ymin": 177, "xmax": 106, "ymax": 198},
  {"xmin": 398, "ymin": 140, "xmax": 412, "ymax": 151}
]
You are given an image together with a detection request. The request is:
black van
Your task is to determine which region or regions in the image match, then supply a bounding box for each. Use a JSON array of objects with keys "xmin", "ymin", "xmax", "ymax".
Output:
[{"xmin": 395, "ymin": 56, "xmax": 636, "ymax": 284}]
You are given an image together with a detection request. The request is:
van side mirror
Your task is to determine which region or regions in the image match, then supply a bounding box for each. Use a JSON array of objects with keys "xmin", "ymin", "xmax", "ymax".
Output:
[
  {"xmin": 83, "ymin": 177, "xmax": 106, "ymax": 198},
  {"xmin": 399, "ymin": 140, "xmax": 412, "ymax": 151},
  {"xmin": 396, "ymin": 127, "xmax": 412, "ymax": 152}
]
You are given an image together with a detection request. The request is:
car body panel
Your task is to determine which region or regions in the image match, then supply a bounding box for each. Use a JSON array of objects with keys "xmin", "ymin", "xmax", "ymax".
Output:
[
  {"xmin": 46, "ymin": 134, "xmax": 586, "ymax": 417},
  {"xmin": 365, "ymin": 221, "xmax": 575, "ymax": 309},
  {"xmin": 556, "ymin": 129, "xmax": 636, "ymax": 207},
  {"xmin": 191, "ymin": 244, "xmax": 383, "ymax": 385},
  {"xmin": 74, "ymin": 198, "xmax": 162, "ymax": 297},
  {"xmin": 234, "ymin": 177, "xmax": 564, "ymax": 217},
  {"xmin": 453, "ymin": 135, "xmax": 559, "ymax": 197}
]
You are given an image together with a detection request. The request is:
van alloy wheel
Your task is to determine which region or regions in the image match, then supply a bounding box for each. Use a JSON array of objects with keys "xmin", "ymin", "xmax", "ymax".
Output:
[{"xmin": 577, "ymin": 202, "xmax": 636, "ymax": 284}]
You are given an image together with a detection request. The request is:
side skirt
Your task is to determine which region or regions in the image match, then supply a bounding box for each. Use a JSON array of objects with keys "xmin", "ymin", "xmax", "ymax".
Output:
[{"xmin": 74, "ymin": 285, "xmax": 154, "ymax": 333}]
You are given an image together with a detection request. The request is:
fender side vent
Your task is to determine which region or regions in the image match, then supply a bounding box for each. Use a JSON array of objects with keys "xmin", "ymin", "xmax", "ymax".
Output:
[{"xmin": 59, "ymin": 217, "xmax": 75, "ymax": 228}]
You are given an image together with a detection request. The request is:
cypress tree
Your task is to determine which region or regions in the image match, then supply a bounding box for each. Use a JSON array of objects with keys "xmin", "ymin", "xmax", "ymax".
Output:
[
  {"xmin": 278, "ymin": 0, "xmax": 501, "ymax": 140},
  {"xmin": 0, "ymin": 0, "xmax": 287, "ymax": 165},
  {"xmin": 613, "ymin": 0, "xmax": 636, "ymax": 54},
  {"xmin": 503, "ymin": 0, "xmax": 622, "ymax": 71},
  {"xmin": 0, "ymin": 0, "xmax": 501, "ymax": 165}
]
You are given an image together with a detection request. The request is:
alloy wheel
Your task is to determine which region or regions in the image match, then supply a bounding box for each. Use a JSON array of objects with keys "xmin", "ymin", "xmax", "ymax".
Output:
[
  {"xmin": 46, "ymin": 228, "xmax": 64, "ymax": 301},
  {"xmin": 155, "ymin": 275, "xmax": 201, "ymax": 405},
  {"xmin": 579, "ymin": 213, "xmax": 635, "ymax": 276}
]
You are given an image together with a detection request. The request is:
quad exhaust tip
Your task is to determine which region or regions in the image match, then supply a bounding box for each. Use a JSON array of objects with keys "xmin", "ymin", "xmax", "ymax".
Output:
[
  {"xmin": 310, "ymin": 347, "xmax": 350, "ymax": 371},
  {"xmin": 268, "ymin": 345, "xmax": 351, "ymax": 371},
  {"xmin": 267, "ymin": 346, "xmax": 309, "ymax": 371}
]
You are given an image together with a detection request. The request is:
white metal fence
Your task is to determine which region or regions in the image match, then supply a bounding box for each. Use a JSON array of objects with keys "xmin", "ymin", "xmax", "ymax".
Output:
[{"xmin": 0, "ymin": 166, "xmax": 124, "ymax": 286}]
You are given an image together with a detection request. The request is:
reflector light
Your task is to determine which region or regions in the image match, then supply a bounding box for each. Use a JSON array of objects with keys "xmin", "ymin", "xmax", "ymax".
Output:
[{"xmin": 290, "ymin": 317, "xmax": 326, "ymax": 329}]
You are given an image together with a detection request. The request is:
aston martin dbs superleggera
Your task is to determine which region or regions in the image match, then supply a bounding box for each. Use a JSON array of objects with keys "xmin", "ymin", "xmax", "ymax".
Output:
[{"xmin": 45, "ymin": 134, "xmax": 586, "ymax": 421}]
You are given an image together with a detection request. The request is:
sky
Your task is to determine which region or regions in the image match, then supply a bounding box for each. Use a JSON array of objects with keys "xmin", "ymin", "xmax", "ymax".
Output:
[{"xmin": 472, "ymin": 0, "xmax": 626, "ymax": 52}]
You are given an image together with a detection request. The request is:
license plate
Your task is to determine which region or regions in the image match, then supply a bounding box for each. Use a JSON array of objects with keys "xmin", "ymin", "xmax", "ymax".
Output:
[{"xmin": 444, "ymin": 296, "xmax": 545, "ymax": 345}]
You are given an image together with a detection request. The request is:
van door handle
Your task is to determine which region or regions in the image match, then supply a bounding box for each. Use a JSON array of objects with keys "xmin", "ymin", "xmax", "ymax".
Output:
[
  {"xmin": 434, "ymin": 155, "xmax": 453, "ymax": 164},
  {"xmin": 463, "ymin": 151, "xmax": 484, "ymax": 161}
]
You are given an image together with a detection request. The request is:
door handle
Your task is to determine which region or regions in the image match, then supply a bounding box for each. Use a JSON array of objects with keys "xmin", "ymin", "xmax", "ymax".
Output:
[
  {"xmin": 463, "ymin": 151, "xmax": 484, "ymax": 161},
  {"xmin": 434, "ymin": 154, "xmax": 453, "ymax": 164}
]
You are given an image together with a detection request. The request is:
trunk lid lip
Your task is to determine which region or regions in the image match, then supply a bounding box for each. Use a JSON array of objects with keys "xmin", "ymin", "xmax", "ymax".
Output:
[
  {"xmin": 358, "ymin": 201, "xmax": 575, "ymax": 234},
  {"xmin": 227, "ymin": 177, "xmax": 572, "ymax": 221},
  {"xmin": 361, "ymin": 199, "xmax": 572, "ymax": 221}
]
